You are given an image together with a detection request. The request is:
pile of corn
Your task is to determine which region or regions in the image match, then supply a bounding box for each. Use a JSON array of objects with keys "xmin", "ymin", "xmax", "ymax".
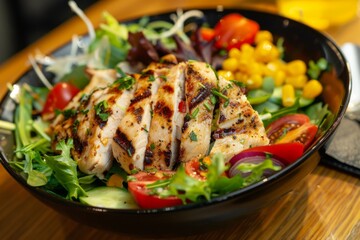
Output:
[{"xmin": 217, "ymin": 30, "xmax": 323, "ymax": 107}]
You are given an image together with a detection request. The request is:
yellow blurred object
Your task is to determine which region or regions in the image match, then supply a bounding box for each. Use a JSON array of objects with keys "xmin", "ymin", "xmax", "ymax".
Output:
[
  {"xmin": 222, "ymin": 57, "xmax": 238, "ymax": 72},
  {"xmin": 254, "ymin": 30, "xmax": 273, "ymax": 44},
  {"xmin": 286, "ymin": 75, "xmax": 308, "ymax": 88},
  {"xmin": 277, "ymin": 0, "xmax": 359, "ymax": 30},
  {"xmin": 245, "ymin": 74, "xmax": 263, "ymax": 89},
  {"xmin": 217, "ymin": 70, "xmax": 234, "ymax": 80},
  {"xmin": 303, "ymin": 79, "xmax": 323, "ymax": 98},
  {"xmin": 107, "ymin": 174, "xmax": 124, "ymax": 188},
  {"xmin": 282, "ymin": 84, "xmax": 296, "ymax": 107}
]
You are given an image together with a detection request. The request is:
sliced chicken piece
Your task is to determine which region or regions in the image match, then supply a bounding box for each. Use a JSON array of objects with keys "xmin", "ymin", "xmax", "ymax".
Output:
[
  {"xmin": 144, "ymin": 62, "xmax": 186, "ymax": 170},
  {"xmin": 179, "ymin": 61, "xmax": 217, "ymax": 162},
  {"xmin": 52, "ymin": 76, "xmax": 135, "ymax": 178},
  {"xmin": 112, "ymin": 55, "xmax": 177, "ymax": 173},
  {"xmin": 50, "ymin": 69, "xmax": 117, "ymax": 128},
  {"xmin": 209, "ymin": 76, "xmax": 269, "ymax": 162}
]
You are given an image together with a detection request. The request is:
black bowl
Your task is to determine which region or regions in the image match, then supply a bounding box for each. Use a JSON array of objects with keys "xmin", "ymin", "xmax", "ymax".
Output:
[{"xmin": 0, "ymin": 8, "xmax": 351, "ymax": 237}]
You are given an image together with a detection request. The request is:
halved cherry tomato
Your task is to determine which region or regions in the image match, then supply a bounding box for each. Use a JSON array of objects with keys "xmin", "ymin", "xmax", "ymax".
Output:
[
  {"xmin": 241, "ymin": 142, "xmax": 305, "ymax": 165},
  {"xmin": 184, "ymin": 158, "xmax": 210, "ymax": 181},
  {"xmin": 199, "ymin": 27, "xmax": 215, "ymax": 41},
  {"xmin": 266, "ymin": 114, "xmax": 318, "ymax": 150},
  {"xmin": 42, "ymin": 82, "xmax": 80, "ymax": 115},
  {"xmin": 127, "ymin": 171, "xmax": 182, "ymax": 209},
  {"xmin": 178, "ymin": 100, "xmax": 186, "ymax": 113},
  {"xmin": 213, "ymin": 13, "xmax": 260, "ymax": 50}
]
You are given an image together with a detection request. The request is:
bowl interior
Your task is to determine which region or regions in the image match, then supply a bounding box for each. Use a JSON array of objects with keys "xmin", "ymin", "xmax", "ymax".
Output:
[{"xmin": 0, "ymin": 7, "xmax": 351, "ymax": 235}]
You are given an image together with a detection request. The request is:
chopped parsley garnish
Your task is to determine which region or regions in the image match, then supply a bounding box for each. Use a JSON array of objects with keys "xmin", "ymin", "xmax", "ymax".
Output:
[
  {"xmin": 204, "ymin": 102, "xmax": 212, "ymax": 111},
  {"xmin": 148, "ymin": 75, "xmax": 155, "ymax": 82},
  {"xmin": 150, "ymin": 143, "xmax": 156, "ymax": 150},
  {"xmin": 191, "ymin": 108, "xmax": 200, "ymax": 119},
  {"xmin": 189, "ymin": 131, "xmax": 198, "ymax": 142},
  {"xmin": 114, "ymin": 75, "xmax": 136, "ymax": 90},
  {"xmin": 62, "ymin": 109, "xmax": 76, "ymax": 119},
  {"xmin": 80, "ymin": 93, "xmax": 89, "ymax": 103},
  {"xmin": 211, "ymin": 89, "xmax": 229, "ymax": 101},
  {"xmin": 159, "ymin": 75, "xmax": 167, "ymax": 81},
  {"xmin": 115, "ymin": 66, "xmax": 126, "ymax": 77},
  {"xmin": 224, "ymin": 100, "xmax": 230, "ymax": 108},
  {"xmin": 210, "ymin": 95, "xmax": 217, "ymax": 105},
  {"xmin": 94, "ymin": 100, "xmax": 110, "ymax": 121}
]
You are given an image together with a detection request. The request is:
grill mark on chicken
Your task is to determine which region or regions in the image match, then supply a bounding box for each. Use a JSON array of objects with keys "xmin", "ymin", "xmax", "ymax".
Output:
[
  {"xmin": 179, "ymin": 61, "xmax": 217, "ymax": 162},
  {"xmin": 189, "ymin": 87, "xmax": 211, "ymax": 110},
  {"xmin": 144, "ymin": 149, "xmax": 153, "ymax": 165},
  {"xmin": 113, "ymin": 129, "xmax": 135, "ymax": 157},
  {"xmin": 130, "ymin": 89, "xmax": 152, "ymax": 105},
  {"xmin": 209, "ymin": 76, "xmax": 269, "ymax": 162},
  {"xmin": 162, "ymin": 85, "xmax": 174, "ymax": 94},
  {"xmin": 154, "ymin": 100, "xmax": 173, "ymax": 119}
]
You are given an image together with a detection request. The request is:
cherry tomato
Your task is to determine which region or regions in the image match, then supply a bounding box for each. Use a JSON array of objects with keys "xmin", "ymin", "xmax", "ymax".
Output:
[
  {"xmin": 42, "ymin": 82, "xmax": 80, "ymax": 115},
  {"xmin": 184, "ymin": 158, "xmax": 209, "ymax": 181},
  {"xmin": 241, "ymin": 142, "xmax": 305, "ymax": 165},
  {"xmin": 266, "ymin": 114, "xmax": 318, "ymax": 150},
  {"xmin": 178, "ymin": 100, "xmax": 186, "ymax": 113},
  {"xmin": 127, "ymin": 171, "xmax": 183, "ymax": 209},
  {"xmin": 213, "ymin": 13, "xmax": 259, "ymax": 50},
  {"xmin": 199, "ymin": 27, "xmax": 215, "ymax": 41}
]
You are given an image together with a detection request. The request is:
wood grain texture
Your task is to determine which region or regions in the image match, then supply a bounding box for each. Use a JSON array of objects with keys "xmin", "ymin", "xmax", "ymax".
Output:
[{"xmin": 1, "ymin": 0, "xmax": 360, "ymax": 239}]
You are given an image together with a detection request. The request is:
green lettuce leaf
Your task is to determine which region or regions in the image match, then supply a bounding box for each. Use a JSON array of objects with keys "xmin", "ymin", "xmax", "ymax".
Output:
[{"xmin": 45, "ymin": 139, "xmax": 86, "ymax": 199}]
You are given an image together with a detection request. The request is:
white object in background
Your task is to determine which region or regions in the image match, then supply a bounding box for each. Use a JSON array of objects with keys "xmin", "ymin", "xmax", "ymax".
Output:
[{"xmin": 341, "ymin": 43, "xmax": 360, "ymax": 120}]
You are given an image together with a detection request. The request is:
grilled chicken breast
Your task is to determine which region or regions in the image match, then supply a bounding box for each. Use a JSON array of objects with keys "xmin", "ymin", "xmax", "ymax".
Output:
[
  {"xmin": 209, "ymin": 76, "xmax": 269, "ymax": 162},
  {"xmin": 179, "ymin": 61, "xmax": 217, "ymax": 162},
  {"xmin": 144, "ymin": 62, "xmax": 186, "ymax": 170},
  {"xmin": 112, "ymin": 55, "xmax": 177, "ymax": 173},
  {"xmin": 51, "ymin": 69, "xmax": 117, "ymax": 127},
  {"xmin": 52, "ymin": 77, "xmax": 135, "ymax": 178}
]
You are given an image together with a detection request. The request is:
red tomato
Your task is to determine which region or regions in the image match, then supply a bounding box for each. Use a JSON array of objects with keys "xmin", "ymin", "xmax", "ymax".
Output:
[
  {"xmin": 42, "ymin": 82, "xmax": 80, "ymax": 114},
  {"xmin": 266, "ymin": 114, "xmax": 318, "ymax": 150},
  {"xmin": 199, "ymin": 27, "xmax": 215, "ymax": 41},
  {"xmin": 184, "ymin": 158, "xmax": 208, "ymax": 181},
  {"xmin": 178, "ymin": 100, "xmax": 186, "ymax": 113},
  {"xmin": 241, "ymin": 142, "xmax": 305, "ymax": 165},
  {"xmin": 213, "ymin": 13, "xmax": 259, "ymax": 50},
  {"xmin": 127, "ymin": 171, "xmax": 183, "ymax": 209}
]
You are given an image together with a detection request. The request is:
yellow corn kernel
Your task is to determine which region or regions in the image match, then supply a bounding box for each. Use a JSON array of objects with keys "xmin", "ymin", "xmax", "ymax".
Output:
[
  {"xmin": 247, "ymin": 61, "xmax": 264, "ymax": 76},
  {"xmin": 222, "ymin": 57, "xmax": 238, "ymax": 72},
  {"xmin": 255, "ymin": 30, "xmax": 273, "ymax": 44},
  {"xmin": 286, "ymin": 75, "xmax": 308, "ymax": 88},
  {"xmin": 282, "ymin": 84, "xmax": 295, "ymax": 107},
  {"xmin": 107, "ymin": 174, "xmax": 124, "ymax": 188},
  {"xmin": 237, "ymin": 58, "xmax": 250, "ymax": 73},
  {"xmin": 245, "ymin": 74, "xmax": 263, "ymax": 89},
  {"xmin": 241, "ymin": 43, "xmax": 255, "ymax": 57},
  {"xmin": 254, "ymin": 40, "xmax": 279, "ymax": 63},
  {"xmin": 274, "ymin": 70, "xmax": 286, "ymax": 86},
  {"xmin": 217, "ymin": 70, "xmax": 235, "ymax": 80},
  {"xmin": 234, "ymin": 71, "xmax": 248, "ymax": 83},
  {"xmin": 229, "ymin": 48, "xmax": 242, "ymax": 59},
  {"xmin": 302, "ymin": 79, "xmax": 323, "ymax": 99},
  {"xmin": 286, "ymin": 60, "xmax": 307, "ymax": 76}
]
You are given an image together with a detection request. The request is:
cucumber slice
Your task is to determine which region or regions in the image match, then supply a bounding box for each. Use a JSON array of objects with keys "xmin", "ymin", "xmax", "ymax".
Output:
[
  {"xmin": 80, "ymin": 186, "xmax": 138, "ymax": 209},
  {"xmin": 254, "ymin": 101, "xmax": 280, "ymax": 114},
  {"xmin": 247, "ymin": 89, "xmax": 272, "ymax": 105},
  {"xmin": 269, "ymin": 86, "xmax": 282, "ymax": 105}
]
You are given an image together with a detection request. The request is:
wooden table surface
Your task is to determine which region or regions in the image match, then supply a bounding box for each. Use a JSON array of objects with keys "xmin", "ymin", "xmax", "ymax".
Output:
[{"xmin": 1, "ymin": 1, "xmax": 360, "ymax": 239}]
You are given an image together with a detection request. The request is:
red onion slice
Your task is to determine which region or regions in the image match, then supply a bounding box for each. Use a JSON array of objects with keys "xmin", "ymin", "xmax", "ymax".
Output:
[{"xmin": 228, "ymin": 151, "xmax": 285, "ymax": 178}]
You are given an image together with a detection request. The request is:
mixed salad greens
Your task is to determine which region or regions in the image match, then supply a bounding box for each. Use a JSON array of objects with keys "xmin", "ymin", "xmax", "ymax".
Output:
[{"xmin": 1, "ymin": 1, "xmax": 334, "ymax": 209}]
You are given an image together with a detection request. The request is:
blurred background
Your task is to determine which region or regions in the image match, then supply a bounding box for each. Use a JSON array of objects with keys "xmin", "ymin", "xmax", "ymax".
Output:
[
  {"xmin": 0, "ymin": 0, "xmax": 358, "ymax": 65},
  {"xmin": 0, "ymin": 0, "xmax": 98, "ymax": 64}
]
